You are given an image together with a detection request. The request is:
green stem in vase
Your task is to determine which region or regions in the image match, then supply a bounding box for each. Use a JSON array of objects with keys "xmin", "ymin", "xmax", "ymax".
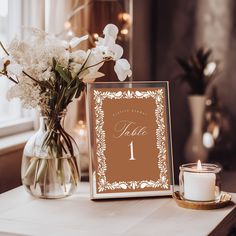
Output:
[
  {"xmin": 23, "ymin": 157, "xmax": 38, "ymax": 180},
  {"xmin": 33, "ymin": 159, "xmax": 40, "ymax": 189},
  {"xmin": 43, "ymin": 160, "xmax": 48, "ymax": 196}
]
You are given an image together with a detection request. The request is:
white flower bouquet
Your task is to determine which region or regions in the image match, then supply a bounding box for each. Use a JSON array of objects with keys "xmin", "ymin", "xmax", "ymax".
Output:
[
  {"xmin": 0, "ymin": 24, "xmax": 131, "ymax": 111},
  {"xmin": 0, "ymin": 24, "xmax": 132, "ymax": 198}
]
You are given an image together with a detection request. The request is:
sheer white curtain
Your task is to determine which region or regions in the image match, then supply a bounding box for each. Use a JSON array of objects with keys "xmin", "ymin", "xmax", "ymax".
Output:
[
  {"xmin": 0, "ymin": 0, "xmax": 45, "ymax": 135},
  {"xmin": 45, "ymin": 0, "xmax": 79, "ymax": 133},
  {"xmin": 21, "ymin": 0, "xmax": 45, "ymax": 130},
  {"xmin": 22, "ymin": 0, "xmax": 45, "ymax": 31},
  {"xmin": 0, "ymin": 0, "xmax": 21, "ymax": 125}
]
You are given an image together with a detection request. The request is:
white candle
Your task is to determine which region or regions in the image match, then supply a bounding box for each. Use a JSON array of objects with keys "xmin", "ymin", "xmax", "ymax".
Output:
[{"xmin": 184, "ymin": 160, "xmax": 216, "ymax": 201}]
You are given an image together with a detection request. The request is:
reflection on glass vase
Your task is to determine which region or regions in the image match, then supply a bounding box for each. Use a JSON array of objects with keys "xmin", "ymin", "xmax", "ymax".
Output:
[
  {"xmin": 185, "ymin": 95, "xmax": 208, "ymax": 162},
  {"xmin": 72, "ymin": 91, "xmax": 89, "ymax": 179},
  {"xmin": 21, "ymin": 114, "xmax": 80, "ymax": 199}
]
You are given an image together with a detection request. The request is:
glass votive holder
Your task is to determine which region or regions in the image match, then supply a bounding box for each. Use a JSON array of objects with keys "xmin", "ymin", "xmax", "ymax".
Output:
[{"xmin": 179, "ymin": 162, "xmax": 222, "ymax": 202}]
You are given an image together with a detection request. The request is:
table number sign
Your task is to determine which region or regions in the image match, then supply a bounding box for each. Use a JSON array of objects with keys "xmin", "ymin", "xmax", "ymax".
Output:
[{"xmin": 87, "ymin": 82, "xmax": 174, "ymax": 199}]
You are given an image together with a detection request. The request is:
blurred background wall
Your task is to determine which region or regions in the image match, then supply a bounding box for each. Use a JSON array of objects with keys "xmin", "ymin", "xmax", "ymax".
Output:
[{"xmin": 133, "ymin": 0, "xmax": 236, "ymax": 180}]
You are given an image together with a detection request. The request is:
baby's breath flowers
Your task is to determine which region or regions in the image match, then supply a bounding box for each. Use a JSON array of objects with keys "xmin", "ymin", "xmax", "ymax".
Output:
[{"xmin": 0, "ymin": 24, "xmax": 132, "ymax": 113}]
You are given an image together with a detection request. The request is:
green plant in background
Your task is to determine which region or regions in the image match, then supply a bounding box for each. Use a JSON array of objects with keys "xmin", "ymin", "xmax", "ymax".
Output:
[{"xmin": 176, "ymin": 48, "xmax": 217, "ymax": 95}]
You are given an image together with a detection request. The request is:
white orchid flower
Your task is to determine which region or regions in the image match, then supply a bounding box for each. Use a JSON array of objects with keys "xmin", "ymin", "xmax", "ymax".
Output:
[
  {"xmin": 114, "ymin": 59, "xmax": 132, "ymax": 81},
  {"xmin": 77, "ymin": 49, "xmax": 104, "ymax": 80},
  {"xmin": 95, "ymin": 24, "xmax": 123, "ymax": 60},
  {"xmin": 103, "ymin": 24, "xmax": 119, "ymax": 39},
  {"xmin": 85, "ymin": 49, "xmax": 104, "ymax": 74},
  {"xmin": 96, "ymin": 36, "xmax": 123, "ymax": 60},
  {"xmin": 70, "ymin": 50, "xmax": 87, "ymax": 64},
  {"xmin": 83, "ymin": 71, "xmax": 105, "ymax": 83}
]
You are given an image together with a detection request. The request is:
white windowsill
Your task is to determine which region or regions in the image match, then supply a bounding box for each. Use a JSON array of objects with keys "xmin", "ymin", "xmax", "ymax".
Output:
[
  {"xmin": 0, "ymin": 131, "xmax": 35, "ymax": 155},
  {"xmin": 0, "ymin": 118, "xmax": 34, "ymax": 138}
]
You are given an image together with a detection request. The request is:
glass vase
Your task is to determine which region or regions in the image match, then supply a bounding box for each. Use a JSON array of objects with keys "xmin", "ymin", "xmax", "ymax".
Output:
[{"xmin": 21, "ymin": 115, "xmax": 80, "ymax": 199}]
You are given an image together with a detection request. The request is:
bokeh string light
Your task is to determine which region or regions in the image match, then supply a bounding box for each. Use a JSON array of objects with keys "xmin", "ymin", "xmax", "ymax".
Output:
[{"xmin": 57, "ymin": 1, "xmax": 132, "ymax": 45}]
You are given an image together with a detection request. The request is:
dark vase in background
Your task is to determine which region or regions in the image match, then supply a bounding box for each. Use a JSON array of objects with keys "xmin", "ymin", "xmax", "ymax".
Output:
[{"xmin": 185, "ymin": 95, "xmax": 208, "ymax": 162}]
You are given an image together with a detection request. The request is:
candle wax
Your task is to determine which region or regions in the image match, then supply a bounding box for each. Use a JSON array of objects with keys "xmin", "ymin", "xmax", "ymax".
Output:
[{"xmin": 184, "ymin": 171, "xmax": 216, "ymax": 201}]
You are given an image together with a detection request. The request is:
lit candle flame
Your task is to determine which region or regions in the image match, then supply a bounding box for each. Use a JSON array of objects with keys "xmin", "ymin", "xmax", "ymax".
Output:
[{"xmin": 197, "ymin": 160, "xmax": 202, "ymax": 171}]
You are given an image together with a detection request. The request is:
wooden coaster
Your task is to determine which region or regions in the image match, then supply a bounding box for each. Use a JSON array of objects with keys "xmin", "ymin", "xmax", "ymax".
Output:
[{"xmin": 173, "ymin": 191, "xmax": 234, "ymax": 210}]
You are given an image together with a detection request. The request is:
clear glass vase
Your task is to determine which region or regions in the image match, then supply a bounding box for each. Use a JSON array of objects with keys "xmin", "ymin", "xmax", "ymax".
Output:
[{"xmin": 21, "ymin": 115, "xmax": 80, "ymax": 199}]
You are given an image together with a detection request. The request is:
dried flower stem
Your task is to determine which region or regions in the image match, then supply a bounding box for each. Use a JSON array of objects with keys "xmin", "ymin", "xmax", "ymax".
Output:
[
  {"xmin": 80, "ymin": 57, "xmax": 112, "ymax": 73},
  {"xmin": 0, "ymin": 41, "xmax": 9, "ymax": 56}
]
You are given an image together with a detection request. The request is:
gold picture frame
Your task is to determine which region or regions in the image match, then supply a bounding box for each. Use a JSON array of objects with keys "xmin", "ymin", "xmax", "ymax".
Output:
[{"xmin": 86, "ymin": 82, "xmax": 174, "ymax": 199}]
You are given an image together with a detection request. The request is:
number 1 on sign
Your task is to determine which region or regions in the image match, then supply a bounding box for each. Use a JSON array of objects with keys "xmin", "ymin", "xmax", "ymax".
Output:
[{"xmin": 129, "ymin": 141, "xmax": 136, "ymax": 161}]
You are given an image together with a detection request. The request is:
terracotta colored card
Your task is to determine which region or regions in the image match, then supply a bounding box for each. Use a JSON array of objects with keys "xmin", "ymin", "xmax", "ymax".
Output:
[{"xmin": 87, "ymin": 82, "xmax": 174, "ymax": 199}]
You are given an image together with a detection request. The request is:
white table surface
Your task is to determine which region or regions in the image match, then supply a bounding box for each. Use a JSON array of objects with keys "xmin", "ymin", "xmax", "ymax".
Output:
[{"xmin": 0, "ymin": 183, "xmax": 235, "ymax": 236}]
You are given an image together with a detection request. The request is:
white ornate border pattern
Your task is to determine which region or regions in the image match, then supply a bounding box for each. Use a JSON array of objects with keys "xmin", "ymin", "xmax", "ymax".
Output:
[{"xmin": 94, "ymin": 89, "xmax": 169, "ymax": 192}]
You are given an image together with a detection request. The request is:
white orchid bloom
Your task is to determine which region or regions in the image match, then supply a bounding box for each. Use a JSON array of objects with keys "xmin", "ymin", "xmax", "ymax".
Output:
[
  {"xmin": 95, "ymin": 24, "xmax": 123, "ymax": 60},
  {"xmin": 85, "ymin": 49, "xmax": 104, "ymax": 74},
  {"xmin": 77, "ymin": 49, "xmax": 104, "ymax": 80},
  {"xmin": 96, "ymin": 36, "xmax": 123, "ymax": 60},
  {"xmin": 114, "ymin": 59, "xmax": 132, "ymax": 81},
  {"xmin": 83, "ymin": 71, "xmax": 105, "ymax": 83},
  {"xmin": 70, "ymin": 50, "xmax": 87, "ymax": 64}
]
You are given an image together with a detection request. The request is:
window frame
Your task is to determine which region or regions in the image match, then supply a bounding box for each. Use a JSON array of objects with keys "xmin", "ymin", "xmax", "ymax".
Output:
[{"xmin": 0, "ymin": 0, "xmax": 36, "ymax": 138}]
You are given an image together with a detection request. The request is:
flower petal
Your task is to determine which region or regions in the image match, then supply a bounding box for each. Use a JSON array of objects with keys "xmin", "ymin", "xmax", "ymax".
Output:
[
  {"xmin": 0, "ymin": 59, "xmax": 4, "ymax": 71},
  {"xmin": 117, "ymin": 58, "xmax": 130, "ymax": 69},
  {"xmin": 69, "ymin": 35, "xmax": 88, "ymax": 48},
  {"xmin": 112, "ymin": 44, "xmax": 123, "ymax": 60},
  {"xmin": 83, "ymin": 72, "xmax": 105, "ymax": 83},
  {"xmin": 8, "ymin": 63, "xmax": 22, "ymax": 76},
  {"xmin": 95, "ymin": 35, "xmax": 123, "ymax": 60},
  {"xmin": 86, "ymin": 49, "xmax": 104, "ymax": 72},
  {"xmin": 114, "ymin": 59, "xmax": 132, "ymax": 81},
  {"xmin": 62, "ymin": 40, "xmax": 69, "ymax": 48},
  {"xmin": 0, "ymin": 74, "xmax": 8, "ymax": 80},
  {"xmin": 103, "ymin": 24, "xmax": 119, "ymax": 39},
  {"xmin": 70, "ymin": 62, "xmax": 82, "ymax": 78},
  {"xmin": 70, "ymin": 50, "xmax": 87, "ymax": 64}
]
